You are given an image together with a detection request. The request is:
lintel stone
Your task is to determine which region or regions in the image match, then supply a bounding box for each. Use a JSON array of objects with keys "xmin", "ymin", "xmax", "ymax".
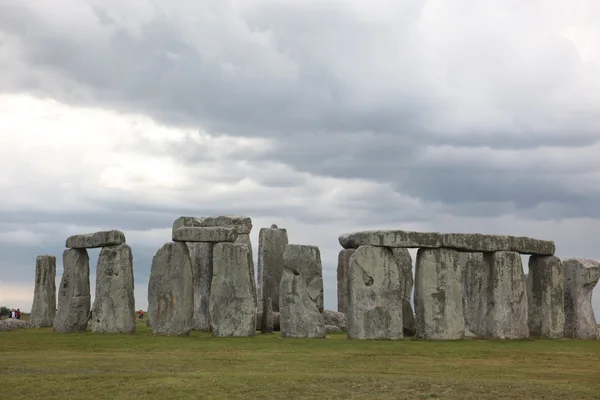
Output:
[
  {"xmin": 172, "ymin": 227, "xmax": 237, "ymax": 242},
  {"xmin": 66, "ymin": 230, "xmax": 126, "ymax": 249}
]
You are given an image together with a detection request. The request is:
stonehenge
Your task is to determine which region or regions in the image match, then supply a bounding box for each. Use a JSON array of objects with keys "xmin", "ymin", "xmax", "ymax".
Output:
[
  {"xmin": 20, "ymin": 220, "xmax": 599, "ymax": 344},
  {"xmin": 30, "ymin": 255, "xmax": 57, "ymax": 327}
]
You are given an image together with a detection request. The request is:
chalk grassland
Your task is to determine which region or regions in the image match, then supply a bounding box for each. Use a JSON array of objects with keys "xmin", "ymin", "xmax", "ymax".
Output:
[{"xmin": 1, "ymin": 318, "xmax": 600, "ymax": 400}]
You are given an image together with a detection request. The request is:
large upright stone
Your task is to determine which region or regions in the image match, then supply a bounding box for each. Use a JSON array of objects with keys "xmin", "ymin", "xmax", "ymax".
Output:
[
  {"xmin": 347, "ymin": 245, "xmax": 403, "ymax": 340},
  {"xmin": 337, "ymin": 249, "xmax": 355, "ymax": 313},
  {"xmin": 92, "ymin": 244, "xmax": 136, "ymax": 333},
  {"xmin": 279, "ymin": 244, "xmax": 325, "ymax": 338},
  {"xmin": 480, "ymin": 251, "xmax": 528, "ymax": 339},
  {"xmin": 414, "ymin": 248, "xmax": 464, "ymax": 340},
  {"xmin": 209, "ymin": 243, "xmax": 257, "ymax": 337},
  {"xmin": 563, "ymin": 258, "xmax": 600, "ymax": 339},
  {"xmin": 147, "ymin": 242, "xmax": 193, "ymax": 336},
  {"xmin": 461, "ymin": 253, "xmax": 487, "ymax": 335},
  {"xmin": 282, "ymin": 244, "xmax": 323, "ymax": 312},
  {"xmin": 188, "ymin": 242, "xmax": 214, "ymax": 331},
  {"xmin": 392, "ymin": 248, "xmax": 415, "ymax": 336},
  {"xmin": 528, "ymin": 255, "xmax": 565, "ymax": 338},
  {"xmin": 53, "ymin": 249, "xmax": 91, "ymax": 333},
  {"xmin": 30, "ymin": 255, "xmax": 57, "ymax": 327},
  {"xmin": 258, "ymin": 224, "xmax": 289, "ymax": 312},
  {"xmin": 66, "ymin": 230, "xmax": 125, "ymax": 249}
]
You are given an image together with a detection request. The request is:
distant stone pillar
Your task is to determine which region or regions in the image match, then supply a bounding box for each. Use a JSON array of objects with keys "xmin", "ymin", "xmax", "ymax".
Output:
[
  {"xmin": 461, "ymin": 253, "xmax": 487, "ymax": 335},
  {"xmin": 346, "ymin": 245, "xmax": 403, "ymax": 340},
  {"xmin": 479, "ymin": 251, "xmax": 528, "ymax": 339},
  {"xmin": 563, "ymin": 258, "xmax": 600, "ymax": 339},
  {"xmin": 258, "ymin": 224, "xmax": 289, "ymax": 312},
  {"xmin": 392, "ymin": 248, "xmax": 415, "ymax": 336},
  {"xmin": 187, "ymin": 242, "xmax": 214, "ymax": 331},
  {"xmin": 53, "ymin": 249, "xmax": 91, "ymax": 333},
  {"xmin": 261, "ymin": 297, "xmax": 274, "ymax": 334},
  {"xmin": 92, "ymin": 244, "xmax": 136, "ymax": 333},
  {"xmin": 414, "ymin": 248, "xmax": 464, "ymax": 340},
  {"xmin": 336, "ymin": 249, "xmax": 355, "ymax": 314},
  {"xmin": 30, "ymin": 255, "xmax": 57, "ymax": 327},
  {"xmin": 527, "ymin": 255, "xmax": 564, "ymax": 338}
]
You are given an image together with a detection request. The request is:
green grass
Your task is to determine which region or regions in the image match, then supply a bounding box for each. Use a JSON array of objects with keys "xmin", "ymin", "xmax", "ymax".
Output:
[{"xmin": 1, "ymin": 319, "xmax": 600, "ymax": 399}]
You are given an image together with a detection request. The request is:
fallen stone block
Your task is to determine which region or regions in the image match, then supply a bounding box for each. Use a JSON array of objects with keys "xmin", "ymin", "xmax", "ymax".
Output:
[
  {"xmin": 325, "ymin": 325, "xmax": 343, "ymax": 334},
  {"xmin": 563, "ymin": 258, "xmax": 600, "ymax": 339},
  {"xmin": 528, "ymin": 255, "xmax": 565, "ymax": 338},
  {"xmin": 172, "ymin": 227, "xmax": 237, "ymax": 242},
  {"xmin": 30, "ymin": 255, "xmax": 57, "ymax": 328},
  {"xmin": 53, "ymin": 249, "xmax": 91, "ymax": 333},
  {"xmin": 323, "ymin": 309, "xmax": 346, "ymax": 331},
  {"xmin": 66, "ymin": 230, "xmax": 126, "ymax": 249}
]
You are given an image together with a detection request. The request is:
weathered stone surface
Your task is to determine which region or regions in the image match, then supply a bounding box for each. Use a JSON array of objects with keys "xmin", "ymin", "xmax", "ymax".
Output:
[
  {"xmin": 480, "ymin": 251, "xmax": 529, "ymax": 339},
  {"xmin": 461, "ymin": 253, "xmax": 487, "ymax": 335},
  {"xmin": 392, "ymin": 249, "xmax": 413, "ymax": 299},
  {"xmin": 92, "ymin": 244, "xmax": 136, "ymax": 333},
  {"xmin": 339, "ymin": 230, "xmax": 555, "ymax": 255},
  {"xmin": 187, "ymin": 242, "xmax": 214, "ymax": 331},
  {"xmin": 30, "ymin": 255, "xmax": 57, "ymax": 328},
  {"xmin": 280, "ymin": 245, "xmax": 325, "ymax": 338},
  {"xmin": 173, "ymin": 215, "xmax": 252, "ymax": 234},
  {"xmin": 66, "ymin": 230, "xmax": 125, "ymax": 249},
  {"xmin": 323, "ymin": 309, "xmax": 346, "ymax": 331},
  {"xmin": 402, "ymin": 299, "xmax": 416, "ymax": 336},
  {"xmin": 172, "ymin": 227, "xmax": 237, "ymax": 242},
  {"xmin": 563, "ymin": 258, "xmax": 600, "ymax": 339},
  {"xmin": 53, "ymin": 249, "xmax": 91, "ymax": 333},
  {"xmin": 414, "ymin": 248, "xmax": 464, "ymax": 340},
  {"xmin": 261, "ymin": 297, "xmax": 274, "ymax": 334},
  {"xmin": 325, "ymin": 325, "xmax": 343, "ymax": 334},
  {"xmin": 337, "ymin": 249, "xmax": 355, "ymax": 313},
  {"xmin": 210, "ymin": 243, "xmax": 257, "ymax": 337},
  {"xmin": 347, "ymin": 245, "xmax": 403, "ymax": 340},
  {"xmin": 0, "ymin": 320, "xmax": 32, "ymax": 332},
  {"xmin": 147, "ymin": 242, "xmax": 193, "ymax": 336},
  {"xmin": 282, "ymin": 244, "xmax": 324, "ymax": 312},
  {"xmin": 258, "ymin": 225, "xmax": 289, "ymax": 312},
  {"xmin": 527, "ymin": 255, "xmax": 565, "ymax": 338}
]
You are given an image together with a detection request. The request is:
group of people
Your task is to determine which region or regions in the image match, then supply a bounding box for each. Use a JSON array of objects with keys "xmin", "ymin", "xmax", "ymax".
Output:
[{"xmin": 4, "ymin": 308, "xmax": 21, "ymax": 320}]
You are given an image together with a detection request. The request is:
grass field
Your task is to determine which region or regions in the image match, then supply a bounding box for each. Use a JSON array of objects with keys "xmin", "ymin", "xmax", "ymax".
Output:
[{"xmin": 2, "ymin": 318, "xmax": 600, "ymax": 399}]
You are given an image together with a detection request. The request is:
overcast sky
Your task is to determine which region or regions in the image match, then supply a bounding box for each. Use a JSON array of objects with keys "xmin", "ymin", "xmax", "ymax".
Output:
[{"xmin": 1, "ymin": 0, "xmax": 599, "ymax": 319}]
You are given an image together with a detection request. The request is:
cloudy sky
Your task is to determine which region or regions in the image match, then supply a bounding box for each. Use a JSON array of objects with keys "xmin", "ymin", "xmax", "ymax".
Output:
[{"xmin": 1, "ymin": 0, "xmax": 599, "ymax": 319}]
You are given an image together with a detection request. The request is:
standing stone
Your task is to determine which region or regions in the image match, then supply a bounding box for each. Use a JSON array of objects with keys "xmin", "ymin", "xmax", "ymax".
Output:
[
  {"xmin": 461, "ymin": 253, "xmax": 487, "ymax": 335},
  {"xmin": 563, "ymin": 258, "xmax": 600, "ymax": 339},
  {"xmin": 347, "ymin": 245, "xmax": 403, "ymax": 340},
  {"xmin": 30, "ymin": 255, "xmax": 57, "ymax": 327},
  {"xmin": 209, "ymin": 243, "xmax": 257, "ymax": 337},
  {"xmin": 280, "ymin": 244, "xmax": 325, "ymax": 338},
  {"xmin": 53, "ymin": 249, "xmax": 91, "ymax": 333},
  {"xmin": 392, "ymin": 248, "xmax": 415, "ymax": 336},
  {"xmin": 282, "ymin": 244, "xmax": 323, "ymax": 312},
  {"xmin": 337, "ymin": 249, "xmax": 356, "ymax": 313},
  {"xmin": 258, "ymin": 224, "xmax": 289, "ymax": 312},
  {"xmin": 261, "ymin": 297, "xmax": 274, "ymax": 334},
  {"xmin": 187, "ymin": 242, "xmax": 214, "ymax": 331},
  {"xmin": 528, "ymin": 255, "xmax": 565, "ymax": 338},
  {"xmin": 402, "ymin": 299, "xmax": 416, "ymax": 336},
  {"xmin": 414, "ymin": 248, "xmax": 464, "ymax": 340},
  {"xmin": 147, "ymin": 242, "xmax": 193, "ymax": 336},
  {"xmin": 92, "ymin": 244, "xmax": 136, "ymax": 333},
  {"xmin": 480, "ymin": 251, "xmax": 528, "ymax": 339}
]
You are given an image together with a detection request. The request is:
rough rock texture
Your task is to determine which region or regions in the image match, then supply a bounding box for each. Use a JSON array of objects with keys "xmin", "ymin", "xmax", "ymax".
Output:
[
  {"xmin": 280, "ymin": 245, "xmax": 325, "ymax": 338},
  {"xmin": 282, "ymin": 244, "xmax": 323, "ymax": 312},
  {"xmin": 66, "ymin": 230, "xmax": 125, "ymax": 249},
  {"xmin": 261, "ymin": 297, "xmax": 274, "ymax": 334},
  {"xmin": 480, "ymin": 251, "xmax": 529, "ymax": 339},
  {"xmin": 258, "ymin": 225, "xmax": 289, "ymax": 312},
  {"xmin": 325, "ymin": 325, "xmax": 343, "ymax": 334},
  {"xmin": 323, "ymin": 309, "xmax": 346, "ymax": 331},
  {"xmin": 347, "ymin": 245, "xmax": 403, "ymax": 340},
  {"xmin": 563, "ymin": 258, "xmax": 600, "ymax": 339},
  {"xmin": 172, "ymin": 227, "xmax": 237, "ymax": 242},
  {"xmin": 147, "ymin": 242, "xmax": 193, "ymax": 336},
  {"xmin": 402, "ymin": 299, "xmax": 416, "ymax": 336},
  {"xmin": 187, "ymin": 242, "xmax": 214, "ymax": 331},
  {"xmin": 30, "ymin": 255, "xmax": 57, "ymax": 328},
  {"xmin": 173, "ymin": 216, "xmax": 252, "ymax": 234},
  {"xmin": 414, "ymin": 248, "xmax": 464, "ymax": 340},
  {"xmin": 257, "ymin": 310, "xmax": 281, "ymax": 331},
  {"xmin": 461, "ymin": 253, "xmax": 487, "ymax": 335},
  {"xmin": 0, "ymin": 320, "xmax": 33, "ymax": 332},
  {"xmin": 339, "ymin": 230, "xmax": 555, "ymax": 255},
  {"xmin": 209, "ymin": 243, "xmax": 257, "ymax": 337},
  {"xmin": 527, "ymin": 255, "xmax": 565, "ymax": 338},
  {"xmin": 92, "ymin": 244, "xmax": 136, "ymax": 333},
  {"xmin": 337, "ymin": 249, "xmax": 356, "ymax": 314},
  {"xmin": 53, "ymin": 249, "xmax": 91, "ymax": 333}
]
